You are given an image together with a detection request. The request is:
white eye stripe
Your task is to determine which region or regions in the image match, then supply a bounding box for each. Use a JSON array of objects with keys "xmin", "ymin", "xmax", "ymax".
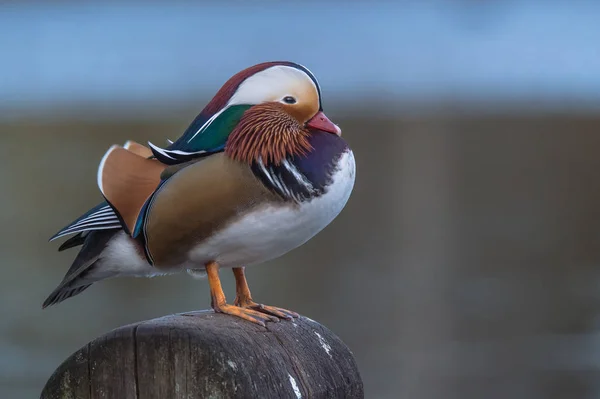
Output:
[
  {"xmin": 228, "ymin": 66, "xmax": 318, "ymax": 107},
  {"xmin": 292, "ymin": 63, "xmax": 320, "ymax": 93}
]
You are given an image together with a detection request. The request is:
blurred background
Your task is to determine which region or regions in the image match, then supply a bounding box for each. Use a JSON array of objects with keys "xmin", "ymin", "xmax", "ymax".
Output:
[{"xmin": 3, "ymin": 1, "xmax": 600, "ymax": 398}]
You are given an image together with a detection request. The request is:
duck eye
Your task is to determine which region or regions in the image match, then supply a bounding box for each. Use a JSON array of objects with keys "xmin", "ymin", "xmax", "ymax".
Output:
[{"xmin": 282, "ymin": 96, "xmax": 297, "ymax": 104}]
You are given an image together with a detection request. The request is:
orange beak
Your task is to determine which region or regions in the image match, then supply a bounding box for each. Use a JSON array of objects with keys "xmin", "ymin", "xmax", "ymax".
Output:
[{"xmin": 306, "ymin": 111, "xmax": 341, "ymax": 136}]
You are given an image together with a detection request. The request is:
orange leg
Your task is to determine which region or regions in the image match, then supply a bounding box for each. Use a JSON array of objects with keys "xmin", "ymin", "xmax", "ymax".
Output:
[
  {"xmin": 206, "ymin": 261, "xmax": 278, "ymax": 327},
  {"xmin": 232, "ymin": 266, "xmax": 299, "ymax": 320}
]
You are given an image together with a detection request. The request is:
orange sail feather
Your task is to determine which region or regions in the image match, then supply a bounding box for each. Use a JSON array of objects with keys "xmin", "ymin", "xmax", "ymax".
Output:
[{"xmin": 97, "ymin": 145, "xmax": 166, "ymax": 235}]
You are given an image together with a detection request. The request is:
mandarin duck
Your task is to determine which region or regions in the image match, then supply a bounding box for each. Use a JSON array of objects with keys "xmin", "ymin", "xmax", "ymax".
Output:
[{"xmin": 44, "ymin": 61, "xmax": 355, "ymax": 326}]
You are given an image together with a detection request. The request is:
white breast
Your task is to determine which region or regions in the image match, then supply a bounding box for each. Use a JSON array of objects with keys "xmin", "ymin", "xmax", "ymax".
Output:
[{"xmin": 188, "ymin": 150, "xmax": 356, "ymax": 269}]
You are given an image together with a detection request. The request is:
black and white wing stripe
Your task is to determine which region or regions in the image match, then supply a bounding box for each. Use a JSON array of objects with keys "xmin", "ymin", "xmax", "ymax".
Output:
[
  {"xmin": 252, "ymin": 157, "xmax": 319, "ymax": 203},
  {"xmin": 49, "ymin": 203, "xmax": 122, "ymax": 241},
  {"xmin": 148, "ymin": 141, "xmax": 211, "ymax": 165}
]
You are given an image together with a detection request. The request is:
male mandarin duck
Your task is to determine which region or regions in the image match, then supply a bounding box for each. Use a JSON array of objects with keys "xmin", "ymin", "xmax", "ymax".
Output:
[{"xmin": 44, "ymin": 61, "xmax": 355, "ymax": 326}]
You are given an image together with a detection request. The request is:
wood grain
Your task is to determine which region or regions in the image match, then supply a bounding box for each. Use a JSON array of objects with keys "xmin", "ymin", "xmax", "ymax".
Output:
[{"xmin": 41, "ymin": 311, "xmax": 363, "ymax": 399}]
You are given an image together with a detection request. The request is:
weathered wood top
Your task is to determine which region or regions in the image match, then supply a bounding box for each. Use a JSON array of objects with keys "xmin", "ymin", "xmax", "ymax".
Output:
[{"xmin": 41, "ymin": 310, "xmax": 363, "ymax": 399}]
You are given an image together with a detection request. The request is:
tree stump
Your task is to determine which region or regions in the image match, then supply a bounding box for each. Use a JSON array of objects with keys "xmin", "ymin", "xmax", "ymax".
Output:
[{"xmin": 41, "ymin": 310, "xmax": 363, "ymax": 398}]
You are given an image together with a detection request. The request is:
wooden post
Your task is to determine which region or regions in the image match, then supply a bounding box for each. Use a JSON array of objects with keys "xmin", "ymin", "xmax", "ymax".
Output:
[{"xmin": 41, "ymin": 311, "xmax": 363, "ymax": 399}]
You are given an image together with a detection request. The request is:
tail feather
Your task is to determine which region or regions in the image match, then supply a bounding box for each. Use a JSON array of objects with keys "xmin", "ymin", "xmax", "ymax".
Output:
[
  {"xmin": 43, "ymin": 230, "xmax": 117, "ymax": 308},
  {"xmin": 42, "ymin": 284, "xmax": 93, "ymax": 308},
  {"xmin": 57, "ymin": 232, "xmax": 87, "ymax": 252}
]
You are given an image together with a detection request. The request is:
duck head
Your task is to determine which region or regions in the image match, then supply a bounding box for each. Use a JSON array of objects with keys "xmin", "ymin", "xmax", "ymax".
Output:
[{"xmin": 149, "ymin": 61, "xmax": 341, "ymax": 165}]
